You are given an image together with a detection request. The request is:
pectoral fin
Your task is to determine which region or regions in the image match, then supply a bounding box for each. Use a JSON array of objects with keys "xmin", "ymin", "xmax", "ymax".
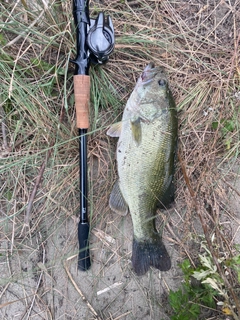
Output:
[
  {"xmin": 109, "ymin": 181, "xmax": 128, "ymax": 216},
  {"xmin": 131, "ymin": 118, "xmax": 142, "ymax": 146},
  {"xmin": 107, "ymin": 122, "xmax": 122, "ymax": 137}
]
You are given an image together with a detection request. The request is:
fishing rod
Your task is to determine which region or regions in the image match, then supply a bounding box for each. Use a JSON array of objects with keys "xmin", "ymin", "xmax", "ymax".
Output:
[{"xmin": 71, "ymin": 0, "xmax": 114, "ymax": 271}]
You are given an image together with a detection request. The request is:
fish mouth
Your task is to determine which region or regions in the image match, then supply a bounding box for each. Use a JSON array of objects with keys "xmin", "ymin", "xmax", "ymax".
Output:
[{"xmin": 141, "ymin": 62, "xmax": 157, "ymax": 84}]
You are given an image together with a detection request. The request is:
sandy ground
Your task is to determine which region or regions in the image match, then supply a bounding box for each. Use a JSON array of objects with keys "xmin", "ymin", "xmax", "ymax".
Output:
[
  {"xmin": 1, "ymin": 163, "xmax": 240, "ymax": 320},
  {"xmin": 0, "ymin": 203, "xmax": 183, "ymax": 319}
]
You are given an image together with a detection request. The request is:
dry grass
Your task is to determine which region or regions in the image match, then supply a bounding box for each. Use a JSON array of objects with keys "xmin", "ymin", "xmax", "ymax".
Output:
[{"xmin": 0, "ymin": 0, "xmax": 240, "ymax": 319}]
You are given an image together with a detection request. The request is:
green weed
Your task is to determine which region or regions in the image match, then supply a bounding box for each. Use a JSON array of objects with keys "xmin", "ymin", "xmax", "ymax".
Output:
[
  {"xmin": 169, "ymin": 241, "xmax": 240, "ymax": 320},
  {"xmin": 169, "ymin": 259, "xmax": 217, "ymax": 320},
  {"xmin": 212, "ymin": 118, "xmax": 236, "ymax": 150}
]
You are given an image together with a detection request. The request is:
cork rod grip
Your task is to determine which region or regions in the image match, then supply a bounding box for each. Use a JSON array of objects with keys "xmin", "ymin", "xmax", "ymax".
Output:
[{"xmin": 74, "ymin": 75, "xmax": 90, "ymax": 129}]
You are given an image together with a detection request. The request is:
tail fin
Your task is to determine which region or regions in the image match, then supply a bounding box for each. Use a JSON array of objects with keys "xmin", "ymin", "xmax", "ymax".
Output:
[{"xmin": 131, "ymin": 236, "xmax": 171, "ymax": 276}]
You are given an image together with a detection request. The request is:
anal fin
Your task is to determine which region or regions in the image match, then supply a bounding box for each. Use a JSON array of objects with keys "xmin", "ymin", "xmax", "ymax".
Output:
[
  {"xmin": 109, "ymin": 181, "xmax": 128, "ymax": 216},
  {"xmin": 157, "ymin": 176, "xmax": 175, "ymax": 209}
]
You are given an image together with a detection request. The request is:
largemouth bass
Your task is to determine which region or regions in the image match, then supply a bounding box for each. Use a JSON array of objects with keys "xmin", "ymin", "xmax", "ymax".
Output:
[{"xmin": 107, "ymin": 62, "xmax": 178, "ymax": 276}]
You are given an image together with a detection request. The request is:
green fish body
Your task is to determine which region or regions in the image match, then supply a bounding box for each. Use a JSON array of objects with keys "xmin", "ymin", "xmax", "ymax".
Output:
[{"xmin": 107, "ymin": 62, "xmax": 178, "ymax": 276}]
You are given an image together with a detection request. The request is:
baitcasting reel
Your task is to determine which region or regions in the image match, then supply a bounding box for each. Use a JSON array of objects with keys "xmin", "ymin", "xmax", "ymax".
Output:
[
  {"xmin": 71, "ymin": 2, "xmax": 115, "ymax": 72},
  {"xmin": 87, "ymin": 12, "xmax": 114, "ymax": 65}
]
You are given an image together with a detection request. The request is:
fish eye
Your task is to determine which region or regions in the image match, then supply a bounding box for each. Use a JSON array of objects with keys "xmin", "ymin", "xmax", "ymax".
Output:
[{"xmin": 158, "ymin": 79, "xmax": 166, "ymax": 86}]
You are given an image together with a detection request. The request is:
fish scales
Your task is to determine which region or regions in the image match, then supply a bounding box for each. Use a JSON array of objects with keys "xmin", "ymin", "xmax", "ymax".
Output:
[
  {"xmin": 118, "ymin": 115, "xmax": 175, "ymax": 239},
  {"xmin": 107, "ymin": 62, "xmax": 178, "ymax": 276}
]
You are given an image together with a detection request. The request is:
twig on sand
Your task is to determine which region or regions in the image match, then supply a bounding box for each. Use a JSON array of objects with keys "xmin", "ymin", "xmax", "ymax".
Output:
[
  {"xmin": 22, "ymin": 104, "xmax": 65, "ymax": 236},
  {"xmin": 21, "ymin": 144, "xmax": 54, "ymax": 236},
  {"xmin": 20, "ymin": 242, "xmax": 47, "ymax": 320},
  {"xmin": 64, "ymin": 261, "xmax": 103, "ymax": 320}
]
